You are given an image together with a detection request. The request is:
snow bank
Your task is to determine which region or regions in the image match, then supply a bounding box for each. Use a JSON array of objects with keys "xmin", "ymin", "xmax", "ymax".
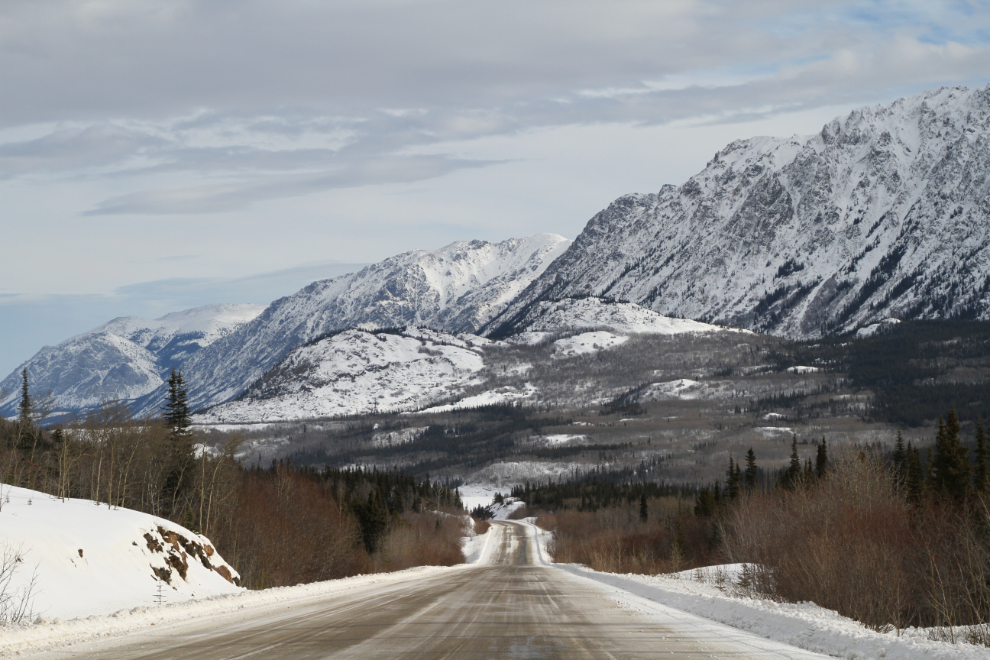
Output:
[
  {"xmin": 0, "ymin": 486, "xmax": 241, "ymax": 621},
  {"xmin": 553, "ymin": 559, "xmax": 990, "ymax": 660}
]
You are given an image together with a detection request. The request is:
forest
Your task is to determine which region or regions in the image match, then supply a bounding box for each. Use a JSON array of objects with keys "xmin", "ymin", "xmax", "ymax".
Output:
[
  {"xmin": 0, "ymin": 370, "xmax": 467, "ymax": 589},
  {"xmin": 519, "ymin": 414, "xmax": 990, "ymax": 645}
]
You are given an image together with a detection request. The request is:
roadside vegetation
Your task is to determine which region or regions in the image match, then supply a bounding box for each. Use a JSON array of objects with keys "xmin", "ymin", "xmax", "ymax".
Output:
[
  {"xmin": 0, "ymin": 369, "xmax": 467, "ymax": 590},
  {"xmin": 523, "ymin": 413, "xmax": 990, "ymax": 645}
]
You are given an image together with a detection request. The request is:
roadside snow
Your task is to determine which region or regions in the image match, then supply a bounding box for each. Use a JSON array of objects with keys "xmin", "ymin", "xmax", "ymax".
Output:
[{"xmin": 0, "ymin": 486, "xmax": 241, "ymax": 621}]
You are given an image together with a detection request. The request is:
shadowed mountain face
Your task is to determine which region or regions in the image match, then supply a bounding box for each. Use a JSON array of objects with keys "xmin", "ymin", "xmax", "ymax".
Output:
[{"xmin": 487, "ymin": 85, "xmax": 990, "ymax": 339}]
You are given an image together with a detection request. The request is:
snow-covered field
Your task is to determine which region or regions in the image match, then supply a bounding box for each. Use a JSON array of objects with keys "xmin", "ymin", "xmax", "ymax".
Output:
[{"xmin": 0, "ymin": 486, "xmax": 241, "ymax": 621}]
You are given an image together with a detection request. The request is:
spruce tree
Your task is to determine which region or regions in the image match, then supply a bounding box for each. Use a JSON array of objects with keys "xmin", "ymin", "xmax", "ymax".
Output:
[
  {"xmin": 905, "ymin": 443, "xmax": 924, "ymax": 504},
  {"xmin": 931, "ymin": 409, "xmax": 971, "ymax": 501},
  {"xmin": 161, "ymin": 369, "xmax": 194, "ymax": 515},
  {"xmin": 783, "ymin": 435, "xmax": 801, "ymax": 489},
  {"xmin": 744, "ymin": 448, "xmax": 758, "ymax": 490},
  {"xmin": 639, "ymin": 493, "xmax": 648, "ymax": 523},
  {"xmin": 975, "ymin": 418, "xmax": 989, "ymax": 493},
  {"xmin": 726, "ymin": 457, "xmax": 740, "ymax": 500},
  {"xmin": 891, "ymin": 431, "xmax": 906, "ymax": 484},
  {"xmin": 17, "ymin": 368, "xmax": 32, "ymax": 450},
  {"xmin": 815, "ymin": 439, "xmax": 828, "ymax": 479},
  {"xmin": 163, "ymin": 369, "xmax": 191, "ymax": 440}
]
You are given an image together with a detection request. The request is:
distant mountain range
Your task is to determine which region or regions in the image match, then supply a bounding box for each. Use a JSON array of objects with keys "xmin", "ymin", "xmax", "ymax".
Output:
[{"xmin": 5, "ymin": 84, "xmax": 990, "ymax": 421}]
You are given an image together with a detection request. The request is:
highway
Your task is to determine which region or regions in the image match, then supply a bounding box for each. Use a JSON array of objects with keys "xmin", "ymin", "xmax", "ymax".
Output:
[{"xmin": 26, "ymin": 521, "xmax": 826, "ymax": 659}]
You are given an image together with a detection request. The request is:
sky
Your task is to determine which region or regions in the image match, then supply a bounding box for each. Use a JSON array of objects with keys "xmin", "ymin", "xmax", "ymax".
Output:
[{"xmin": 2, "ymin": 0, "xmax": 990, "ymax": 376}]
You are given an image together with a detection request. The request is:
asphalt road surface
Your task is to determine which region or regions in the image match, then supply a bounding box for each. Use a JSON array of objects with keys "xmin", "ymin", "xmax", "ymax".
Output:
[{"xmin": 28, "ymin": 521, "xmax": 826, "ymax": 659}]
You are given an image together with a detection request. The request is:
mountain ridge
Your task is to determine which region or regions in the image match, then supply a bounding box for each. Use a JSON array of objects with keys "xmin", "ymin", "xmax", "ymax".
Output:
[{"xmin": 486, "ymin": 85, "xmax": 990, "ymax": 338}]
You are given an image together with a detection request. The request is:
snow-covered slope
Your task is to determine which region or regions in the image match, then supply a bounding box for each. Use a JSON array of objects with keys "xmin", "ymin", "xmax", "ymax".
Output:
[
  {"xmin": 488, "ymin": 85, "xmax": 990, "ymax": 338},
  {"xmin": 195, "ymin": 328, "xmax": 490, "ymax": 423},
  {"xmin": 512, "ymin": 297, "xmax": 730, "ymax": 335},
  {"xmin": 0, "ymin": 485, "xmax": 241, "ymax": 620},
  {"xmin": 0, "ymin": 304, "xmax": 265, "ymax": 417},
  {"xmin": 175, "ymin": 234, "xmax": 569, "ymax": 413}
]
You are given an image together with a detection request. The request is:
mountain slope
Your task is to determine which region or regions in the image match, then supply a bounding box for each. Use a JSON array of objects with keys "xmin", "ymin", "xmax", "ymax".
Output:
[
  {"xmin": 173, "ymin": 234, "xmax": 570, "ymax": 412},
  {"xmin": 195, "ymin": 328, "xmax": 491, "ymax": 423},
  {"xmin": 488, "ymin": 85, "xmax": 990, "ymax": 338},
  {"xmin": 0, "ymin": 304, "xmax": 265, "ymax": 417}
]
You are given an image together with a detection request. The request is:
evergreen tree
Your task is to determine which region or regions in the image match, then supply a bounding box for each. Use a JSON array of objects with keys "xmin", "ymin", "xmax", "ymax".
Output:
[
  {"xmin": 726, "ymin": 457, "xmax": 740, "ymax": 500},
  {"xmin": 694, "ymin": 488, "xmax": 716, "ymax": 517},
  {"xmin": 161, "ymin": 369, "xmax": 194, "ymax": 514},
  {"xmin": 975, "ymin": 418, "xmax": 989, "ymax": 493},
  {"xmin": 639, "ymin": 493, "xmax": 648, "ymax": 523},
  {"xmin": 163, "ymin": 369, "xmax": 191, "ymax": 440},
  {"xmin": 783, "ymin": 435, "xmax": 801, "ymax": 489},
  {"xmin": 931, "ymin": 409, "xmax": 971, "ymax": 501},
  {"xmin": 744, "ymin": 448, "xmax": 758, "ymax": 490},
  {"xmin": 17, "ymin": 368, "xmax": 32, "ymax": 450},
  {"xmin": 891, "ymin": 431, "xmax": 906, "ymax": 484},
  {"xmin": 815, "ymin": 438, "xmax": 828, "ymax": 479},
  {"xmin": 905, "ymin": 443, "xmax": 925, "ymax": 504}
]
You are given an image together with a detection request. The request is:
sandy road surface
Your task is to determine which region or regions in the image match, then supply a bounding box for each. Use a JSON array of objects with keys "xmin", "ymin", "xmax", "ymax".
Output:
[{"xmin": 23, "ymin": 521, "xmax": 827, "ymax": 659}]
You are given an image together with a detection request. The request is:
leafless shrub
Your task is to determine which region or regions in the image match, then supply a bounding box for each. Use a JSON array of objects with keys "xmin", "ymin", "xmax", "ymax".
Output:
[{"xmin": 0, "ymin": 544, "xmax": 37, "ymax": 624}]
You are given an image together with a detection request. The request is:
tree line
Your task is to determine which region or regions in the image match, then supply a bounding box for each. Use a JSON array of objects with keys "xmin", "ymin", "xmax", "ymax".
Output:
[
  {"xmin": 1, "ymin": 370, "xmax": 467, "ymax": 589},
  {"xmin": 523, "ymin": 414, "xmax": 990, "ymax": 645}
]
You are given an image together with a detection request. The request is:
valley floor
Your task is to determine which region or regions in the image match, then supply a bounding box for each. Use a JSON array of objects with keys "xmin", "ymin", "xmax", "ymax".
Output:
[{"xmin": 3, "ymin": 522, "xmax": 983, "ymax": 660}]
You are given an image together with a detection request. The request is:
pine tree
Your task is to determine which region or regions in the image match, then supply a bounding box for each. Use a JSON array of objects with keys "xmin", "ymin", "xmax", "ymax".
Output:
[
  {"xmin": 162, "ymin": 369, "xmax": 194, "ymax": 515},
  {"xmin": 905, "ymin": 443, "xmax": 925, "ymax": 504},
  {"xmin": 815, "ymin": 438, "xmax": 828, "ymax": 479},
  {"xmin": 163, "ymin": 369, "xmax": 191, "ymax": 440},
  {"xmin": 783, "ymin": 435, "xmax": 801, "ymax": 489},
  {"xmin": 17, "ymin": 368, "xmax": 32, "ymax": 450},
  {"xmin": 891, "ymin": 431, "xmax": 906, "ymax": 484},
  {"xmin": 931, "ymin": 409, "xmax": 971, "ymax": 501},
  {"xmin": 694, "ymin": 488, "xmax": 716, "ymax": 517},
  {"xmin": 639, "ymin": 493, "xmax": 648, "ymax": 523},
  {"xmin": 744, "ymin": 448, "xmax": 758, "ymax": 490},
  {"xmin": 975, "ymin": 418, "xmax": 989, "ymax": 493},
  {"xmin": 726, "ymin": 457, "xmax": 740, "ymax": 500}
]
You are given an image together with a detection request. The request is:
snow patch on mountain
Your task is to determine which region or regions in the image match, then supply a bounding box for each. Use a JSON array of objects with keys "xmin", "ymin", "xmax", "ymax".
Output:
[
  {"xmin": 0, "ymin": 485, "xmax": 241, "ymax": 621},
  {"xmin": 194, "ymin": 328, "xmax": 488, "ymax": 423},
  {"xmin": 553, "ymin": 331, "xmax": 629, "ymax": 357},
  {"xmin": 513, "ymin": 298, "xmax": 731, "ymax": 336},
  {"xmin": 416, "ymin": 383, "xmax": 539, "ymax": 414}
]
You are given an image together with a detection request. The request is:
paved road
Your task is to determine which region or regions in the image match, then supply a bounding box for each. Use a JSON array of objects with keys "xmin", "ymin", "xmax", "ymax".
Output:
[{"xmin": 31, "ymin": 521, "xmax": 825, "ymax": 659}]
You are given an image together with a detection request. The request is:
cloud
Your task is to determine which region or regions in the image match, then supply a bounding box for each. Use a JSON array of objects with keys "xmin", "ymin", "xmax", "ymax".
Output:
[{"xmin": 82, "ymin": 154, "xmax": 500, "ymax": 214}]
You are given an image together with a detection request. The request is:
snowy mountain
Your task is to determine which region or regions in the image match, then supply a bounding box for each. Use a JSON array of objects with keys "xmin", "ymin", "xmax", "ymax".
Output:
[
  {"xmin": 488, "ymin": 85, "xmax": 990, "ymax": 338},
  {"xmin": 195, "ymin": 299, "xmax": 734, "ymax": 424},
  {"xmin": 172, "ymin": 234, "xmax": 570, "ymax": 413},
  {"xmin": 195, "ymin": 327, "xmax": 491, "ymax": 423},
  {"xmin": 0, "ymin": 304, "xmax": 265, "ymax": 417}
]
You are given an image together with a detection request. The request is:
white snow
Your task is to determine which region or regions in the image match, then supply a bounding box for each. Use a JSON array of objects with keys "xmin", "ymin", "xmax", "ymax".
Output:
[
  {"xmin": 521, "ymin": 297, "xmax": 729, "ymax": 336},
  {"xmin": 553, "ymin": 331, "xmax": 628, "ymax": 356},
  {"xmin": 640, "ymin": 379, "xmax": 704, "ymax": 400},
  {"xmin": 195, "ymin": 328, "xmax": 488, "ymax": 422},
  {"xmin": 0, "ymin": 486, "xmax": 241, "ymax": 621},
  {"xmin": 856, "ymin": 318, "xmax": 902, "ymax": 337},
  {"xmin": 535, "ymin": 434, "xmax": 587, "ymax": 446},
  {"xmin": 415, "ymin": 383, "xmax": 539, "ymax": 414},
  {"xmin": 786, "ymin": 366, "xmax": 820, "ymax": 374},
  {"xmin": 554, "ymin": 559, "xmax": 990, "ymax": 660}
]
